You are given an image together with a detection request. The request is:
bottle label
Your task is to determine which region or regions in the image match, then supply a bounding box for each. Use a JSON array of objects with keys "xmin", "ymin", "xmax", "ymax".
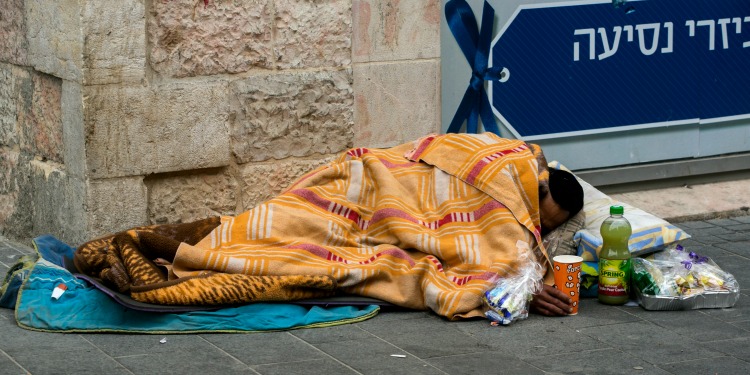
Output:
[{"xmin": 598, "ymin": 259, "xmax": 630, "ymax": 296}]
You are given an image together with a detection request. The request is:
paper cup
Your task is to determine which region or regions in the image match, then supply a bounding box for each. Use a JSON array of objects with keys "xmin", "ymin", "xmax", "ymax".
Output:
[{"xmin": 552, "ymin": 255, "xmax": 583, "ymax": 315}]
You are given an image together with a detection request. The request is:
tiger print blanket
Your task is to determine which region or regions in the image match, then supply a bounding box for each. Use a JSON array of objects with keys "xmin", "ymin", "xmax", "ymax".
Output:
[
  {"xmin": 75, "ymin": 133, "xmax": 548, "ymax": 320},
  {"xmin": 73, "ymin": 217, "xmax": 339, "ymax": 305}
]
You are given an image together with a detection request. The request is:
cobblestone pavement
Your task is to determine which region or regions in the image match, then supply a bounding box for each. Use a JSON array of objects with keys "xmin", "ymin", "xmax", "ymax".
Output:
[{"xmin": 1, "ymin": 215, "xmax": 749, "ymax": 375}]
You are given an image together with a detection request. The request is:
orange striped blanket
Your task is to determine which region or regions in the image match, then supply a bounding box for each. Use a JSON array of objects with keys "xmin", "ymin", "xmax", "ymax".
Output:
[{"xmin": 171, "ymin": 133, "xmax": 547, "ymax": 319}]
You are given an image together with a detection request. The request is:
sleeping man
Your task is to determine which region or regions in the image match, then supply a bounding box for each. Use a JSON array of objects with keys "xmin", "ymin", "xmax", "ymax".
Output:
[
  {"xmin": 74, "ymin": 132, "xmax": 583, "ymax": 320},
  {"xmin": 531, "ymin": 167, "xmax": 584, "ymax": 316}
]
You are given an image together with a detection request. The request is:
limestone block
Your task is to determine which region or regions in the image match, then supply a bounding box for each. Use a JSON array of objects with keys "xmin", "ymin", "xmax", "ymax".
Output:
[
  {"xmin": 230, "ymin": 70, "xmax": 354, "ymax": 163},
  {"xmin": 29, "ymin": 159, "xmax": 87, "ymax": 245},
  {"xmin": 0, "ymin": 64, "xmax": 22, "ymax": 148},
  {"xmin": 0, "ymin": 148, "xmax": 21, "ymax": 196},
  {"xmin": 0, "ymin": 64, "xmax": 64, "ymax": 163},
  {"xmin": 26, "ymin": 0, "xmax": 83, "ymax": 82},
  {"xmin": 274, "ymin": 0, "xmax": 351, "ymax": 69},
  {"xmin": 85, "ymin": 82, "xmax": 231, "ymax": 179},
  {"xmin": 27, "ymin": 71, "xmax": 64, "ymax": 163},
  {"xmin": 148, "ymin": 0, "xmax": 273, "ymax": 78},
  {"xmin": 0, "ymin": 149, "xmax": 32, "ymax": 240},
  {"xmin": 145, "ymin": 168, "xmax": 237, "ymax": 225},
  {"xmin": 239, "ymin": 155, "xmax": 336, "ymax": 211},
  {"xmin": 86, "ymin": 176, "xmax": 148, "ymax": 239},
  {"xmin": 0, "ymin": 150, "xmax": 88, "ymax": 247},
  {"xmin": 352, "ymin": 0, "xmax": 440, "ymax": 63},
  {"xmin": 0, "ymin": 138, "xmax": 71, "ymax": 244},
  {"xmin": 353, "ymin": 60, "xmax": 440, "ymax": 148},
  {"xmin": 82, "ymin": 0, "xmax": 146, "ymax": 85},
  {"xmin": 0, "ymin": 0, "xmax": 28, "ymax": 65},
  {"xmin": 62, "ymin": 81, "xmax": 86, "ymax": 178}
]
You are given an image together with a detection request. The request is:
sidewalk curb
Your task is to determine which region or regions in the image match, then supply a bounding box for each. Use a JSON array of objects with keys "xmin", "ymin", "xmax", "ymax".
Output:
[{"xmin": 666, "ymin": 207, "xmax": 750, "ymax": 223}]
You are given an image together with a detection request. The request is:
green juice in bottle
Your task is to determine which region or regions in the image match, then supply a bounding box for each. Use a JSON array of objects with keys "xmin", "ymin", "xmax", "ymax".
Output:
[{"xmin": 598, "ymin": 205, "xmax": 632, "ymax": 305}]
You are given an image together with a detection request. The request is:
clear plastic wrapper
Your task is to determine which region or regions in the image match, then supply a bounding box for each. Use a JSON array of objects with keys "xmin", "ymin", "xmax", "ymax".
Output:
[
  {"xmin": 632, "ymin": 245, "xmax": 740, "ymax": 310},
  {"xmin": 483, "ymin": 245, "xmax": 544, "ymax": 325}
]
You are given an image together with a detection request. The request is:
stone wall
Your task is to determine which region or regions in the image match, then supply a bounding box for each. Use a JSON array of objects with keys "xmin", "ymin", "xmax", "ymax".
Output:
[{"xmin": 0, "ymin": 0, "xmax": 441, "ymax": 245}]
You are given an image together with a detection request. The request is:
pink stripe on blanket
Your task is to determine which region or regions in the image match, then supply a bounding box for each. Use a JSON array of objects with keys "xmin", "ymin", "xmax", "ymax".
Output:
[
  {"xmin": 426, "ymin": 255, "xmax": 444, "ymax": 273},
  {"xmin": 290, "ymin": 189, "xmax": 362, "ymax": 223},
  {"xmin": 371, "ymin": 201, "xmax": 505, "ymax": 230},
  {"xmin": 377, "ymin": 158, "xmax": 418, "ymax": 169},
  {"xmin": 404, "ymin": 135, "xmax": 436, "ymax": 160},
  {"xmin": 451, "ymin": 271, "xmax": 498, "ymax": 286},
  {"xmin": 290, "ymin": 190, "xmax": 419, "ymax": 231},
  {"xmin": 290, "ymin": 189, "xmax": 334, "ymax": 211},
  {"xmin": 285, "ymin": 243, "xmax": 336, "ymax": 261},
  {"xmin": 285, "ymin": 243, "xmax": 416, "ymax": 267},
  {"xmin": 473, "ymin": 200, "xmax": 506, "ymax": 220},
  {"xmin": 466, "ymin": 144, "xmax": 529, "ymax": 184},
  {"xmin": 292, "ymin": 190, "xmax": 506, "ymax": 232},
  {"xmin": 370, "ymin": 208, "xmax": 420, "ymax": 225},
  {"xmin": 347, "ymin": 148, "xmax": 370, "ymax": 157}
]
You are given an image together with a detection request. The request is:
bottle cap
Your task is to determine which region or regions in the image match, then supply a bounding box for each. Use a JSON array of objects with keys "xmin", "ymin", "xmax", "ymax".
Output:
[{"xmin": 610, "ymin": 205, "xmax": 624, "ymax": 215}]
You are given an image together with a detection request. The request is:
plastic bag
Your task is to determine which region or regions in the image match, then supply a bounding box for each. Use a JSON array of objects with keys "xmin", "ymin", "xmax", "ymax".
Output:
[
  {"xmin": 483, "ymin": 244, "xmax": 545, "ymax": 325},
  {"xmin": 633, "ymin": 245, "xmax": 739, "ymax": 298}
]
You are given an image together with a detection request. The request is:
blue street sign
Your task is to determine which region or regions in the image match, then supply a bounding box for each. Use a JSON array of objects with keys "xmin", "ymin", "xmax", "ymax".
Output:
[{"xmin": 489, "ymin": 0, "xmax": 750, "ymax": 140}]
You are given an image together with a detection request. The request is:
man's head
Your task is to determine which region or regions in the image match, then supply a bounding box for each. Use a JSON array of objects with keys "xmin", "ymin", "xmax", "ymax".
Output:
[{"xmin": 540, "ymin": 169, "xmax": 584, "ymax": 235}]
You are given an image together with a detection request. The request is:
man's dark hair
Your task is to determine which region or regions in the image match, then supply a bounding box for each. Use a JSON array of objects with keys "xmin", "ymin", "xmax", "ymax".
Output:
[{"xmin": 548, "ymin": 169, "xmax": 584, "ymax": 217}]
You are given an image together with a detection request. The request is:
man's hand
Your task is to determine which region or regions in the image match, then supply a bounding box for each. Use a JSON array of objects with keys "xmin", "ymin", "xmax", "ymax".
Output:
[{"xmin": 530, "ymin": 284, "xmax": 573, "ymax": 316}]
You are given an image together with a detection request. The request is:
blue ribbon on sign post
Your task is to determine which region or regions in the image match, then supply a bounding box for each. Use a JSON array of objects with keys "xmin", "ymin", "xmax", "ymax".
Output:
[{"xmin": 445, "ymin": 0, "xmax": 504, "ymax": 135}]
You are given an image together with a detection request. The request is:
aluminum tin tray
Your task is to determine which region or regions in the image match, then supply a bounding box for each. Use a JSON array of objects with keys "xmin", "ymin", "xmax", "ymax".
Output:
[{"xmin": 635, "ymin": 287, "xmax": 740, "ymax": 311}]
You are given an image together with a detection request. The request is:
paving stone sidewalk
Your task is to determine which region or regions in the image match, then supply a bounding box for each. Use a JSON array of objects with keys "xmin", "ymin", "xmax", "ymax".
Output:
[{"xmin": 1, "ymin": 215, "xmax": 749, "ymax": 375}]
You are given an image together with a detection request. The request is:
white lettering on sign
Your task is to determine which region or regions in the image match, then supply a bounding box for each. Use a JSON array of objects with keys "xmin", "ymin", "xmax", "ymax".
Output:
[
  {"xmin": 718, "ymin": 18, "xmax": 742, "ymax": 49},
  {"xmin": 636, "ymin": 22, "xmax": 672, "ymax": 55},
  {"xmin": 574, "ymin": 16, "xmax": 750, "ymax": 61},
  {"xmin": 688, "ymin": 17, "xmax": 750, "ymax": 50},
  {"xmin": 574, "ymin": 22, "xmax": 674, "ymax": 61}
]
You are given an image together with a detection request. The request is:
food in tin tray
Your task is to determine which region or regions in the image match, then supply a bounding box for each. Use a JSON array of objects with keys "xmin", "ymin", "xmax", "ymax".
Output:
[{"xmin": 632, "ymin": 245, "xmax": 740, "ymax": 310}]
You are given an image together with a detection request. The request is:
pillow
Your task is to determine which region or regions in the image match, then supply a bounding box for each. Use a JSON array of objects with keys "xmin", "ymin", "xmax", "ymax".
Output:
[
  {"xmin": 547, "ymin": 161, "xmax": 691, "ymax": 295},
  {"xmin": 543, "ymin": 209, "xmax": 585, "ymax": 260}
]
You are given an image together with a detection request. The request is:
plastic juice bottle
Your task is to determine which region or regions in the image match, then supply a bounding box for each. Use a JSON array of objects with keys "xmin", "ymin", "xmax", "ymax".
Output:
[{"xmin": 598, "ymin": 205, "xmax": 632, "ymax": 305}]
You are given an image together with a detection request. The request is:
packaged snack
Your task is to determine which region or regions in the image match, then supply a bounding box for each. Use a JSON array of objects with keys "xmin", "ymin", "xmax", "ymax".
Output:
[
  {"xmin": 633, "ymin": 245, "xmax": 740, "ymax": 310},
  {"xmin": 484, "ymin": 246, "xmax": 544, "ymax": 325}
]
